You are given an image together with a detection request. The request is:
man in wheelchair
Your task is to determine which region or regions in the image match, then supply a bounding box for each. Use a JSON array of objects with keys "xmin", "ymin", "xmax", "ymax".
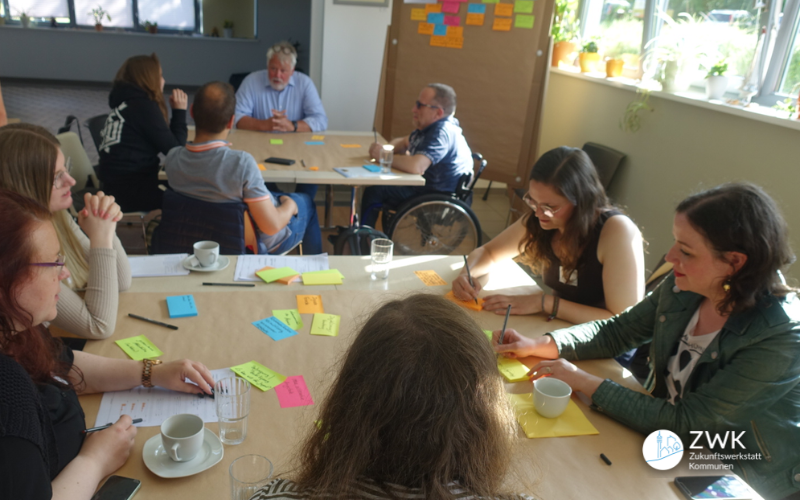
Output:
[{"xmin": 360, "ymin": 83, "xmax": 473, "ymax": 229}]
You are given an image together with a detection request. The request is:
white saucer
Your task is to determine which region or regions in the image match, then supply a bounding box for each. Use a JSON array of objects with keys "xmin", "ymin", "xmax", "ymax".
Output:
[
  {"xmin": 182, "ymin": 255, "xmax": 230, "ymax": 273},
  {"xmin": 143, "ymin": 428, "xmax": 224, "ymax": 478}
]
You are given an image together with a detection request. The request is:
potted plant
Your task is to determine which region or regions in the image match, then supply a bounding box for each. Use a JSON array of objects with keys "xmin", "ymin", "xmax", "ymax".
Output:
[
  {"xmin": 144, "ymin": 20, "xmax": 158, "ymax": 34},
  {"xmin": 579, "ymin": 41, "xmax": 601, "ymax": 73},
  {"xmin": 551, "ymin": 0, "xmax": 579, "ymax": 67},
  {"xmin": 704, "ymin": 60, "xmax": 728, "ymax": 100},
  {"xmin": 223, "ymin": 20, "xmax": 234, "ymax": 38},
  {"xmin": 644, "ymin": 12, "xmax": 707, "ymax": 92},
  {"xmin": 19, "ymin": 11, "xmax": 30, "ymax": 28},
  {"xmin": 89, "ymin": 6, "xmax": 111, "ymax": 31}
]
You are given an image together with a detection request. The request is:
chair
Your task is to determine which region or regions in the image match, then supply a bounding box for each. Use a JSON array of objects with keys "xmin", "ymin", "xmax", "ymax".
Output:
[
  {"xmin": 56, "ymin": 131, "xmax": 99, "ymax": 192},
  {"xmin": 86, "ymin": 114, "xmax": 109, "ymax": 154}
]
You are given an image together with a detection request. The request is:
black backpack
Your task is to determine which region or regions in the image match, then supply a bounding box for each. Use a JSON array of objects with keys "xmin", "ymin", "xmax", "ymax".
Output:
[{"xmin": 328, "ymin": 225, "xmax": 389, "ymax": 255}]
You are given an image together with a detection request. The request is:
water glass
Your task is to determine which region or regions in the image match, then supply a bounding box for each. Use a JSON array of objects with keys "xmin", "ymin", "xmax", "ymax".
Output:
[
  {"xmin": 229, "ymin": 454, "xmax": 273, "ymax": 500},
  {"xmin": 370, "ymin": 238, "xmax": 393, "ymax": 280},
  {"xmin": 215, "ymin": 377, "xmax": 251, "ymax": 445},
  {"xmin": 379, "ymin": 145, "xmax": 394, "ymax": 174}
]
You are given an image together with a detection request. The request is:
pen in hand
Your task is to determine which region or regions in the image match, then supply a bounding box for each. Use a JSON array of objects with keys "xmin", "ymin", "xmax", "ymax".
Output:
[
  {"xmin": 83, "ymin": 418, "xmax": 143, "ymax": 434},
  {"xmin": 498, "ymin": 304, "xmax": 512, "ymax": 345},
  {"xmin": 463, "ymin": 256, "xmax": 478, "ymax": 305}
]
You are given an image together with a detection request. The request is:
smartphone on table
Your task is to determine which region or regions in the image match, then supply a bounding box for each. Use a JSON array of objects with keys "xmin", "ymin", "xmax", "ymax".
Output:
[
  {"xmin": 90, "ymin": 475, "xmax": 141, "ymax": 500},
  {"xmin": 674, "ymin": 475, "xmax": 763, "ymax": 500}
]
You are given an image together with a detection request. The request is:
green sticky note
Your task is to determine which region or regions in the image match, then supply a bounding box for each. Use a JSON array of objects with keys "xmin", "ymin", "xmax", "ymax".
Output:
[
  {"xmin": 482, "ymin": 0, "xmax": 500, "ymax": 3},
  {"xmin": 273, "ymin": 309, "xmax": 304, "ymax": 330},
  {"xmin": 256, "ymin": 267, "xmax": 299, "ymax": 283},
  {"xmin": 514, "ymin": 0, "xmax": 534, "ymax": 13},
  {"xmin": 115, "ymin": 335, "xmax": 163, "ymax": 361},
  {"xmin": 302, "ymin": 269, "xmax": 344, "ymax": 285},
  {"xmin": 270, "ymin": 139, "xmax": 283, "ymax": 145},
  {"xmin": 484, "ymin": 329, "xmax": 493, "ymax": 341},
  {"xmin": 497, "ymin": 356, "xmax": 530, "ymax": 382},
  {"xmin": 231, "ymin": 361, "xmax": 287, "ymax": 391},
  {"xmin": 310, "ymin": 313, "xmax": 341, "ymax": 336},
  {"xmin": 514, "ymin": 14, "xmax": 535, "ymax": 28}
]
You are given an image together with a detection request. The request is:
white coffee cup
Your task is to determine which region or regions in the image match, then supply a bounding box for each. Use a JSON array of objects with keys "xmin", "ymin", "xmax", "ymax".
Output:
[
  {"xmin": 533, "ymin": 377, "xmax": 572, "ymax": 418},
  {"xmin": 193, "ymin": 241, "xmax": 219, "ymax": 267},
  {"xmin": 161, "ymin": 413, "xmax": 205, "ymax": 462}
]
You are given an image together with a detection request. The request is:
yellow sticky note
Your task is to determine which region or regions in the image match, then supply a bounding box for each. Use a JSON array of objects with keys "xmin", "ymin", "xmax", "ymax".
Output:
[
  {"xmin": 444, "ymin": 291, "xmax": 484, "ymax": 311},
  {"xmin": 494, "ymin": 3, "xmax": 514, "ymax": 16},
  {"xmin": 115, "ymin": 335, "xmax": 163, "ymax": 361},
  {"xmin": 418, "ymin": 22, "xmax": 435, "ymax": 35},
  {"xmin": 445, "ymin": 36, "xmax": 464, "ymax": 49},
  {"xmin": 270, "ymin": 139, "xmax": 283, "ymax": 145},
  {"xmin": 515, "ymin": 14, "xmax": 535, "ymax": 28},
  {"xmin": 508, "ymin": 393, "xmax": 599, "ymax": 438},
  {"xmin": 484, "ymin": 329, "xmax": 493, "ymax": 341},
  {"xmin": 258, "ymin": 163, "xmax": 266, "ymax": 171},
  {"xmin": 340, "ymin": 144, "xmax": 361, "ymax": 148},
  {"xmin": 514, "ymin": 0, "xmax": 534, "ymax": 13},
  {"xmin": 256, "ymin": 266, "xmax": 300, "ymax": 283},
  {"xmin": 497, "ymin": 356, "xmax": 530, "ymax": 382},
  {"xmin": 297, "ymin": 295, "xmax": 324, "ymax": 314},
  {"xmin": 414, "ymin": 270, "xmax": 448, "ymax": 286},
  {"xmin": 273, "ymin": 309, "xmax": 304, "ymax": 330},
  {"xmin": 231, "ymin": 361, "xmax": 287, "ymax": 392},
  {"xmin": 411, "ymin": 7, "xmax": 427, "ymax": 20},
  {"xmin": 447, "ymin": 26, "xmax": 463, "ymax": 37},
  {"xmin": 310, "ymin": 313, "xmax": 340, "ymax": 336},
  {"xmin": 492, "ymin": 17, "xmax": 513, "ymax": 30},
  {"xmin": 311, "ymin": 135, "xmax": 325, "ymax": 140},
  {"xmin": 465, "ymin": 13, "xmax": 485, "ymax": 25},
  {"xmin": 425, "ymin": 3, "xmax": 442, "ymax": 12},
  {"xmin": 302, "ymin": 269, "xmax": 344, "ymax": 285}
]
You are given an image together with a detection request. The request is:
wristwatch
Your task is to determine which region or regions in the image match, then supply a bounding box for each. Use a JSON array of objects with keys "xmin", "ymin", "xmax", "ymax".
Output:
[
  {"xmin": 292, "ymin": 120, "xmax": 298, "ymax": 132},
  {"xmin": 142, "ymin": 359, "xmax": 163, "ymax": 388}
]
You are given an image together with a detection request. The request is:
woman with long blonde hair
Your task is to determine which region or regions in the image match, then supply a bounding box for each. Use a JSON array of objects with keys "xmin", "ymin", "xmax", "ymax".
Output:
[{"xmin": 0, "ymin": 125, "xmax": 131, "ymax": 339}]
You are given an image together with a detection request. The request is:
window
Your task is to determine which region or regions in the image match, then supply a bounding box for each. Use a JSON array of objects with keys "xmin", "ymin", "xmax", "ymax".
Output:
[
  {"xmin": 73, "ymin": 0, "xmax": 134, "ymax": 28},
  {"xmin": 138, "ymin": 0, "xmax": 196, "ymax": 30},
  {"xmin": 582, "ymin": 0, "xmax": 644, "ymax": 62},
  {"xmin": 8, "ymin": 0, "xmax": 69, "ymax": 19}
]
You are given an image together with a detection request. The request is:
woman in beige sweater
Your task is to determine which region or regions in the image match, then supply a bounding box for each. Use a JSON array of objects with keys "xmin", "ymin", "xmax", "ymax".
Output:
[{"xmin": 0, "ymin": 124, "xmax": 131, "ymax": 339}]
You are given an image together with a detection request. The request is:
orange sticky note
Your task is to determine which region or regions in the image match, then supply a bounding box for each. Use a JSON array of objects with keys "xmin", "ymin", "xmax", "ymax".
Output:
[
  {"xmin": 445, "ymin": 36, "xmax": 464, "ymax": 48},
  {"xmin": 410, "ymin": 8, "xmax": 427, "ymax": 20},
  {"xmin": 309, "ymin": 166, "xmax": 319, "ymax": 171},
  {"xmin": 340, "ymin": 144, "xmax": 361, "ymax": 148},
  {"xmin": 445, "ymin": 291, "xmax": 485, "ymax": 311},
  {"xmin": 425, "ymin": 3, "xmax": 442, "ymax": 12},
  {"xmin": 492, "ymin": 17, "xmax": 512, "ymax": 31},
  {"xmin": 414, "ymin": 270, "xmax": 448, "ymax": 286},
  {"xmin": 257, "ymin": 266, "xmax": 300, "ymax": 285},
  {"xmin": 430, "ymin": 35, "xmax": 447, "ymax": 47},
  {"xmin": 447, "ymin": 26, "xmax": 463, "ymax": 37},
  {"xmin": 297, "ymin": 295, "xmax": 324, "ymax": 314},
  {"xmin": 418, "ymin": 22, "xmax": 435, "ymax": 35},
  {"xmin": 258, "ymin": 163, "xmax": 266, "ymax": 171},
  {"xmin": 466, "ymin": 13, "xmax": 485, "ymax": 25},
  {"xmin": 494, "ymin": 3, "xmax": 514, "ymax": 16}
]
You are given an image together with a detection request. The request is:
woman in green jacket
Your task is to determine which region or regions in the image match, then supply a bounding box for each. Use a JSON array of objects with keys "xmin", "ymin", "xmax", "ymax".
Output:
[{"xmin": 495, "ymin": 183, "xmax": 800, "ymax": 500}]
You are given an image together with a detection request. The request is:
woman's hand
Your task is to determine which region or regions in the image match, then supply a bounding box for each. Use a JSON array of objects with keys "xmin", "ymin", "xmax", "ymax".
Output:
[
  {"xmin": 483, "ymin": 293, "xmax": 543, "ymax": 316},
  {"xmin": 170, "ymin": 89, "xmax": 188, "ymax": 110},
  {"xmin": 78, "ymin": 192, "xmax": 121, "ymax": 248},
  {"xmin": 528, "ymin": 358, "xmax": 604, "ymax": 397},
  {"xmin": 79, "ymin": 415, "xmax": 137, "ymax": 478},
  {"xmin": 492, "ymin": 328, "xmax": 558, "ymax": 359},
  {"xmin": 452, "ymin": 274, "xmax": 482, "ymax": 301},
  {"xmin": 151, "ymin": 359, "xmax": 215, "ymax": 395}
]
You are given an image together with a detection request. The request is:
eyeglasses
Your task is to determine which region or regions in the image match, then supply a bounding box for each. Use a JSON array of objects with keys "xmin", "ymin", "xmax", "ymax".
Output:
[
  {"xmin": 415, "ymin": 100, "xmax": 442, "ymax": 111},
  {"xmin": 30, "ymin": 253, "xmax": 67, "ymax": 272},
  {"xmin": 270, "ymin": 43, "xmax": 296, "ymax": 55},
  {"xmin": 53, "ymin": 157, "xmax": 72, "ymax": 189},
  {"xmin": 522, "ymin": 192, "xmax": 563, "ymax": 217}
]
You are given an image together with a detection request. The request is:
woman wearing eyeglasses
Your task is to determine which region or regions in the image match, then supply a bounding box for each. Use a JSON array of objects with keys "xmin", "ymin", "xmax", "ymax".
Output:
[
  {"xmin": 452, "ymin": 146, "xmax": 645, "ymax": 324},
  {"xmin": 0, "ymin": 125, "xmax": 131, "ymax": 340}
]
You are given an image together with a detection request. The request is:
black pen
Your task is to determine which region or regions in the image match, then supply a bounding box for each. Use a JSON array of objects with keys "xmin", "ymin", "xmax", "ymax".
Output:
[
  {"xmin": 128, "ymin": 313, "xmax": 179, "ymax": 330},
  {"xmin": 600, "ymin": 453, "xmax": 612, "ymax": 466},
  {"xmin": 498, "ymin": 304, "xmax": 512, "ymax": 345},
  {"xmin": 301, "ymin": 159, "xmax": 307, "ymax": 168},
  {"xmin": 463, "ymin": 256, "xmax": 478, "ymax": 305},
  {"xmin": 202, "ymin": 282, "xmax": 255, "ymax": 287},
  {"xmin": 83, "ymin": 418, "xmax": 143, "ymax": 434}
]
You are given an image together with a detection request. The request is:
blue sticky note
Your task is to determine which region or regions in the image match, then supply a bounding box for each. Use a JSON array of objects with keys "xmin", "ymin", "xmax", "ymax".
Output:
[
  {"xmin": 363, "ymin": 164, "xmax": 381, "ymax": 173},
  {"xmin": 468, "ymin": 3, "xmax": 487, "ymax": 13},
  {"xmin": 433, "ymin": 24, "xmax": 448, "ymax": 35},
  {"xmin": 166, "ymin": 295, "xmax": 198, "ymax": 318},
  {"xmin": 305, "ymin": 141, "xmax": 325, "ymax": 145},
  {"xmin": 253, "ymin": 316, "xmax": 298, "ymax": 341},
  {"xmin": 427, "ymin": 12, "xmax": 445, "ymax": 24}
]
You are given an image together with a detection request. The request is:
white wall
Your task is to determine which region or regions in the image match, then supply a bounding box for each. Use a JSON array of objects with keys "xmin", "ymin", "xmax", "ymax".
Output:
[{"xmin": 318, "ymin": 0, "xmax": 392, "ymax": 131}]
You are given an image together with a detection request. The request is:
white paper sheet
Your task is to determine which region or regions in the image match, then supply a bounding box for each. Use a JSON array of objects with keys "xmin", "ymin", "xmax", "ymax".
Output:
[
  {"xmin": 129, "ymin": 254, "xmax": 191, "ymax": 278},
  {"xmin": 94, "ymin": 368, "xmax": 235, "ymax": 427},
  {"xmin": 233, "ymin": 254, "xmax": 330, "ymax": 282}
]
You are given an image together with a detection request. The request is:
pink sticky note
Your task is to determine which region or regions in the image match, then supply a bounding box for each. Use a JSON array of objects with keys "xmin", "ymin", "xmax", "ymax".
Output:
[
  {"xmin": 442, "ymin": 2, "xmax": 460, "ymax": 13},
  {"xmin": 444, "ymin": 15, "xmax": 461, "ymax": 26},
  {"xmin": 274, "ymin": 375, "xmax": 314, "ymax": 408}
]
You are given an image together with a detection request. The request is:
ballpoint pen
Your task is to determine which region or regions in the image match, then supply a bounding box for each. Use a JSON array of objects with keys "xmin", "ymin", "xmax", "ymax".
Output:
[
  {"xmin": 128, "ymin": 313, "xmax": 178, "ymax": 330},
  {"xmin": 463, "ymin": 256, "xmax": 478, "ymax": 305},
  {"xmin": 498, "ymin": 304, "xmax": 512, "ymax": 345},
  {"xmin": 83, "ymin": 418, "xmax": 143, "ymax": 434}
]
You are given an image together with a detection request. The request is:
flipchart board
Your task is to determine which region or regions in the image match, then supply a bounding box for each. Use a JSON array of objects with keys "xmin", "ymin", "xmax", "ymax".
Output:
[{"xmin": 376, "ymin": 0, "xmax": 555, "ymax": 188}]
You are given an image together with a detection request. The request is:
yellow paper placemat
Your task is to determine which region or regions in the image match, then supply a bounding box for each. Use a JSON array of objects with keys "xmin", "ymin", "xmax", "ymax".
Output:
[
  {"xmin": 497, "ymin": 356, "xmax": 529, "ymax": 382},
  {"xmin": 115, "ymin": 335, "xmax": 163, "ymax": 360},
  {"xmin": 508, "ymin": 393, "xmax": 599, "ymax": 438}
]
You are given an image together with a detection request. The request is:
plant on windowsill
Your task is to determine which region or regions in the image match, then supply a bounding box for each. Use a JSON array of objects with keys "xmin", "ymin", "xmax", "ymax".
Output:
[
  {"xmin": 551, "ymin": 0, "xmax": 579, "ymax": 67},
  {"xmin": 704, "ymin": 60, "xmax": 728, "ymax": 100},
  {"xmin": 223, "ymin": 20, "xmax": 234, "ymax": 38},
  {"xmin": 620, "ymin": 89, "xmax": 654, "ymax": 133},
  {"xmin": 144, "ymin": 20, "xmax": 158, "ymax": 34},
  {"xmin": 643, "ymin": 12, "xmax": 707, "ymax": 93},
  {"xmin": 90, "ymin": 6, "xmax": 111, "ymax": 32},
  {"xmin": 19, "ymin": 11, "xmax": 30, "ymax": 28},
  {"xmin": 579, "ymin": 41, "xmax": 600, "ymax": 73}
]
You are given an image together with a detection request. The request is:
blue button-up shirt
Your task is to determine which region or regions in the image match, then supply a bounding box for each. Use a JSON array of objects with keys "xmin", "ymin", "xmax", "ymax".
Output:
[{"xmin": 234, "ymin": 70, "xmax": 328, "ymax": 132}]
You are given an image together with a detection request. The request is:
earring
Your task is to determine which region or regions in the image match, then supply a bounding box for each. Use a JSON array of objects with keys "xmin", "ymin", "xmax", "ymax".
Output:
[{"xmin": 722, "ymin": 279, "xmax": 731, "ymax": 292}]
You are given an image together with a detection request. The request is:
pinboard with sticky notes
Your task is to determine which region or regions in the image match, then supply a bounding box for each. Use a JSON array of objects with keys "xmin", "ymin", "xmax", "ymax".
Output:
[{"xmin": 376, "ymin": 0, "xmax": 555, "ymax": 189}]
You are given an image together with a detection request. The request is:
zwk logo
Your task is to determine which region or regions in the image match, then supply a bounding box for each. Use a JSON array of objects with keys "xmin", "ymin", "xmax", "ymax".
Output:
[{"xmin": 643, "ymin": 430, "xmax": 684, "ymax": 470}]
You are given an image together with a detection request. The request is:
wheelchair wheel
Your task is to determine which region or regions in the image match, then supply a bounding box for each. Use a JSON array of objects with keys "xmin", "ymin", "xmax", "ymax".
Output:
[{"xmin": 387, "ymin": 194, "xmax": 482, "ymax": 255}]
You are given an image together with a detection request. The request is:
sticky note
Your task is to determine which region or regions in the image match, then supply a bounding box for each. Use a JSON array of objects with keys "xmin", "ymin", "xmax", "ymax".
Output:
[
  {"xmin": 306, "ymin": 141, "xmax": 325, "ymax": 145},
  {"xmin": 252, "ymin": 316, "xmax": 298, "ymax": 341},
  {"xmin": 466, "ymin": 13, "xmax": 485, "ymax": 25},
  {"xmin": 256, "ymin": 266, "xmax": 299, "ymax": 283},
  {"xmin": 430, "ymin": 35, "xmax": 448, "ymax": 47},
  {"xmin": 444, "ymin": 290, "xmax": 485, "ymax": 311},
  {"xmin": 494, "ymin": 3, "xmax": 513, "ymax": 16},
  {"xmin": 515, "ymin": 14, "xmax": 535, "ymax": 28},
  {"xmin": 257, "ymin": 266, "xmax": 300, "ymax": 284},
  {"xmin": 514, "ymin": 0, "xmax": 534, "ymax": 13},
  {"xmin": 340, "ymin": 144, "xmax": 361, "ymax": 148},
  {"xmin": 497, "ymin": 356, "xmax": 530, "ymax": 382},
  {"xmin": 427, "ymin": 12, "xmax": 445, "ymax": 24},
  {"xmin": 116, "ymin": 335, "xmax": 163, "ymax": 361},
  {"xmin": 442, "ymin": 1, "xmax": 460, "ymax": 13},
  {"xmin": 508, "ymin": 393, "xmax": 599, "ymax": 438},
  {"xmin": 297, "ymin": 295, "xmax": 324, "ymax": 314},
  {"xmin": 445, "ymin": 35, "xmax": 464, "ymax": 47},
  {"xmin": 363, "ymin": 164, "xmax": 381, "ymax": 173},
  {"xmin": 309, "ymin": 166, "xmax": 319, "ymax": 171},
  {"xmin": 492, "ymin": 17, "xmax": 513, "ymax": 30},
  {"xmin": 444, "ymin": 15, "xmax": 461, "ymax": 26},
  {"xmin": 414, "ymin": 270, "xmax": 448, "ymax": 286},
  {"xmin": 258, "ymin": 163, "xmax": 266, "ymax": 171},
  {"xmin": 482, "ymin": 0, "xmax": 500, "ymax": 3},
  {"xmin": 447, "ymin": 26, "xmax": 463, "ymax": 36},
  {"xmin": 275, "ymin": 375, "xmax": 314, "ymax": 408},
  {"xmin": 231, "ymin": 361, "xmax": 286, "ymax": 392},
  {"xmin": 418, "ymin": 22, "xmax": 435, "ymax": 34},
  {"xmin": 433, "ymin": 24, "xmax": 448, "ymax": 36},
  {"xmin": 411, "ymin": 7, "xmax": 427, "ymax": 20},
  {"xmin": 484, "ymin": 329, "xmax": 493, "ymax": 341},
  {"xmin": 311, "ymin": 135, "xmax": 325, "ymax": 140},
  {"xmin": 270, "ymin": 139, "xmax": 283, "ymax": 145},
  {"xmin": 468, "ymin": 3, "xmax": 487, "ymax": 13},
  {"xmin": 166, "ymin": 295, "xmax": 198, "ymax": 318},
  {"xmin": 310, "ymin": 313, "xmax": 341, "ymax": 337},
  {"xmin": 302, "ymin": 269, "xmax": 344, "ymax": 285},
  {"xmin": 425, "ymin": 3, "xmax": 442, "ymax": 12},
  {"xmin": 273, "ymin": 309, "xmax": 304, "ymax": 330}
]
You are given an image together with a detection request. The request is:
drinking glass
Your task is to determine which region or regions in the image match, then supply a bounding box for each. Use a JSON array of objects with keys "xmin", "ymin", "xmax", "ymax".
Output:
[
  {"xmin": 229, "ymin": 454, "xmax": 273, "ymax": 500},
  {"xmin": 215, "ymin": 377, "xmax": 251, "ymax": 445},
  {"xmin": 370, "ymin": 238, "xmax": 393, "ymax": 280},
  {"xmin": 379, "ymin": 145, "xmax": 394, "ymax": 174}
]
